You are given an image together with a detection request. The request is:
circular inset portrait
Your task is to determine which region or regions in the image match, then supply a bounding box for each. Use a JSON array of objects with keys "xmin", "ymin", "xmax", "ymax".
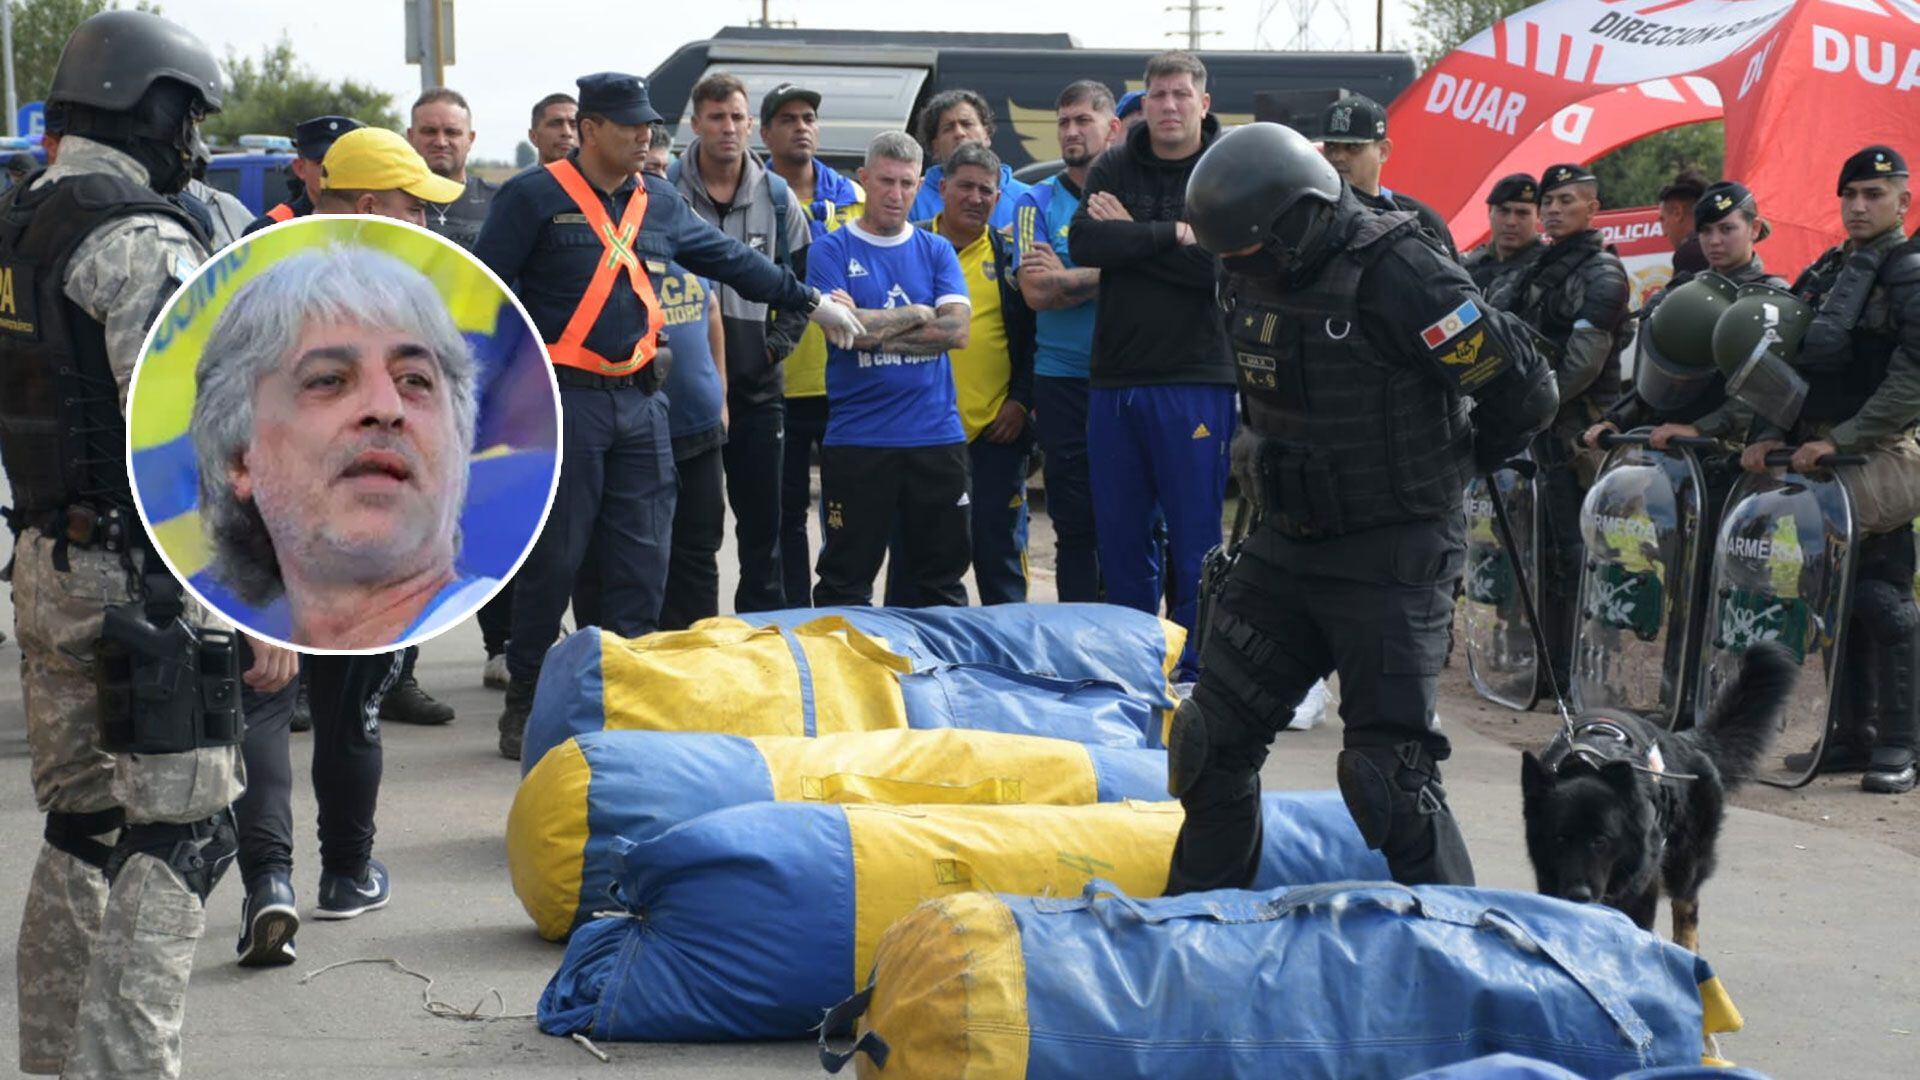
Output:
[{"xmin": 127, "ymin": 215, "xmax": 560, "ymax": 653}]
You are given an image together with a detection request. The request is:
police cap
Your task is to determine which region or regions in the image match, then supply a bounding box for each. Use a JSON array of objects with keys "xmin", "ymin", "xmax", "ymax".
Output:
[
  {"xmin": 1321, "ymin": 94, "xmax": 1387, "ymax": 143},
  {"xmin": 293, "ymin": 115, "xmax": 363, "ymax": 162},
  {"xmin": 576, "ymin": 72, "xmax": 662, "ymax": 126},
  {"xmin": 1837, "ymin": 145, "xmax": 1908, "ymax": 194},
  {"xmin": 1694, "ymin": 180, "xmax": 1756, "ymax": 228},
  {"xmin": 1538, "ymin": 163, "xmax": 1597, "ymax": 200},
  {"xmin": 1486, "ymin": 173, "xmax": 1537, "ymax": 206}
]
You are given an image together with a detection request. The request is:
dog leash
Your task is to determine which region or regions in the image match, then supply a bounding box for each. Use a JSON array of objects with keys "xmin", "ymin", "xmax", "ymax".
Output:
[{"xmin": 1480, "ymin": 463, "xmax": 1574, "ymax": 735}]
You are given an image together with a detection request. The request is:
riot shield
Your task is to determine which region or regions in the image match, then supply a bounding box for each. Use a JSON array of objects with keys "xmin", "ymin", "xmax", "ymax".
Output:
[
  {"xmin": 1696, "ymin": 465, "xmax": 1856, "ymax": 788},
  {"xmin": 1571, "ymin": 435, "xmax": 1710, "ymax": 727},
  {"xmin": 1463, "ymin": 463, "xmax": 1541, "ymax": 711}
]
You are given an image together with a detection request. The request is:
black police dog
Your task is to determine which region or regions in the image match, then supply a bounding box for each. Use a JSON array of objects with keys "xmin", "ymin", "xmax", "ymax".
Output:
[{"xmin": 1521, "ymin": 642, "xmax": 1797, "ymax": 952}]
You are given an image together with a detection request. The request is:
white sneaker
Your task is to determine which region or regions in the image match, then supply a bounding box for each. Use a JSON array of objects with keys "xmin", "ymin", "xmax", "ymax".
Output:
[
  {"xmin": 483, "ymin": 653, "xmax": 509, "ymax": 690},
  {"xmin": 1288, "ymin": 680, "xmax": 1329, "ymax": 731}
]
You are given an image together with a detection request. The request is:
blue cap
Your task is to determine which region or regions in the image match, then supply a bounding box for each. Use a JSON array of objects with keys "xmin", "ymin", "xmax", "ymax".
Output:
[
  {"xmin": 1116, "ymin": 90, "xmax": 1144, "ymax": 119},
  {"xmin": 577, "ymin": 72, "xmax": 662, "ymax": 126}
]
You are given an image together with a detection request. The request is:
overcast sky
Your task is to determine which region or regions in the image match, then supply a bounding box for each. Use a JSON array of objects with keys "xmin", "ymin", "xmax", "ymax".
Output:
[{"xmin": 150, "ymin": 0, "xmax": 1424, "ymax": 161}]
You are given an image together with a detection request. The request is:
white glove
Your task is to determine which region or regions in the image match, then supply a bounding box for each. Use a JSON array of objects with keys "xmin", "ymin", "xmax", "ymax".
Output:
[{"xmin": 809, "ymin": 295, "xmax": 865, "ymax": 349}]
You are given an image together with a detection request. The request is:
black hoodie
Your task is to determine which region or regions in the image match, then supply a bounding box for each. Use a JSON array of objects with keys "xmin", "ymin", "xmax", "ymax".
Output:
[{"xmin": 1068, "ymin": 115, "xmax": 1234, "ymax": 389}]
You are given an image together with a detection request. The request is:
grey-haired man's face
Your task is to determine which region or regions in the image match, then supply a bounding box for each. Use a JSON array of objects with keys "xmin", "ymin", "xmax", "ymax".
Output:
[{"xmin": 226, "ymin": 318, "xmax": 464, "ymax": 593}]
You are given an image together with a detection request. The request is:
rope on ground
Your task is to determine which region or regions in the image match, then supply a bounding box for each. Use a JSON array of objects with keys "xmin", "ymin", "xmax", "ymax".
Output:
[{"xmin": 298, "ymin": 957, "xmax": 537, "ymax": 1022}]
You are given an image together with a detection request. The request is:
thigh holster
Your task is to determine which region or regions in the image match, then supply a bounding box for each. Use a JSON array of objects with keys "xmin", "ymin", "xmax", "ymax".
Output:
[{"xmin": 107, "ymin": 808, "xmax": 238, "ymax": 904}]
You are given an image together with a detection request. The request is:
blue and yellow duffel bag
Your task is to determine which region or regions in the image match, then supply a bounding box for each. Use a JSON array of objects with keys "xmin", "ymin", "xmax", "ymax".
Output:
[
  {"xmin": 520, "ymin": 618, "xmax": 1171, "ymax": 771},
  {"xmin": 820, "ymin": 880, "xmax": 1746, "ymax": 1079},
  {"xmin": 507, "ymin": 728, "xmax": 1171, "ymax": 940},
  {"xmin": 537, "ymin": 793, "xmax": 1385, "ymax": 1041},
  {"xmin": 708, "ymin": 603, "xmax": 1184, "ymax": 701}
]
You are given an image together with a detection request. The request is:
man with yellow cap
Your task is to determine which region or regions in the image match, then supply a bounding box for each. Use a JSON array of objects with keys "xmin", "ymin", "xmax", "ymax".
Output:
[{"xmin": 315, "ymin": 126, "xmax": 465, "ymax": 225}]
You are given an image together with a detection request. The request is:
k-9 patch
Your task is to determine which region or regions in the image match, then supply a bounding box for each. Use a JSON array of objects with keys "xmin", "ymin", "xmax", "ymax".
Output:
[{"xmin": 1419, "ymin": 299, "xmax": 1482, "ymax": 348}]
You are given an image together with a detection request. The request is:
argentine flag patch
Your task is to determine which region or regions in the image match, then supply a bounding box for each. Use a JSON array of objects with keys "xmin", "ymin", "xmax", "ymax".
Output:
[{"xmin": 1420, "ymin": 299, "xmax": 1482, "ymax": 348}]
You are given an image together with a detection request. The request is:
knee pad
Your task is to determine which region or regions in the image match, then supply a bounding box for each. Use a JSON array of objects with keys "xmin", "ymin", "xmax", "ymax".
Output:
[
  {"xmin": 107, "ymin": 809, "xmax": 237, "ymax": 904},
  {"xmin": 1335, "ymin": 743, "xmax": 1449, "ymax": 850},
  {"xmin": 1337, "ymin": 742, "xmax": 1475, "ymax": 886},
  {"xmin": 1166, "ymin": 698, "xmax": 1212, "ymax": 797},
  {"xmin": 43, "ymin": 807, "xmax": 126, "ymax": 871}
]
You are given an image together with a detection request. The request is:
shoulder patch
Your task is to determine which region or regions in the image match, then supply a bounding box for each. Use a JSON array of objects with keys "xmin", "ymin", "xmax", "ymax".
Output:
[{"xmin": 1420, "ymin": 298, "xmax": 1483, "ymax": 348}]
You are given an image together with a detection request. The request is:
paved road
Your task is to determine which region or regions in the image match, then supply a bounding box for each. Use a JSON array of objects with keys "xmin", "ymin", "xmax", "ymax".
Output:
[{"xmin": 0, "ymin": 504, "xmax": 1913, "ymax": 1078}]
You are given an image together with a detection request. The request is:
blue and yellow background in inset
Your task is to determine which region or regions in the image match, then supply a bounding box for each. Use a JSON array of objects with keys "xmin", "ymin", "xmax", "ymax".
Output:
[{"xmin": 127, "ymin": 216, "xmax": 560, "ymax": 630}]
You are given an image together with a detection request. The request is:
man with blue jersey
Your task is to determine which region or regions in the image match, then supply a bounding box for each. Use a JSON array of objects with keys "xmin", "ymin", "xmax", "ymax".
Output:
[
  {"xmin": 1013, "ymin": 80, "xmax": 1121, "ymax": 603},
  {"xmin": 809, "ymin": 131, "xmax": 974, "ymax": 606},
  {"xmin": 764, "ymin": 82, "xmax": 866, "ymax": 605},
  {"xmin": 909, "ymin": 89, "xmax": 1030, "ymax": 230}
]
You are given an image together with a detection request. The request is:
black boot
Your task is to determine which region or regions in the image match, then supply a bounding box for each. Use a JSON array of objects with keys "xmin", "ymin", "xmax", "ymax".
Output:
[
  {"xmin": 289, "ymin": 683, "xmax": 313, "ymax": 733},
  {"xmin": 378, "ymin": 674, "xmax": 455, "ymax": 726},
  {"xmin": 498, "ymin": 678, "xmax": 535, "ymax": 761},
  {"xmin": 1864, "ymin": 624, "xmax": 1918, "ymax": 795}
]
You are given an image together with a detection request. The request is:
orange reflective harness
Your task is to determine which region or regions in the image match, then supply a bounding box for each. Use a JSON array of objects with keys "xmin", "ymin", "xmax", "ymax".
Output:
[{"xmin": 541, "ymin": 157, "xmax": 665, "ymax": 377}]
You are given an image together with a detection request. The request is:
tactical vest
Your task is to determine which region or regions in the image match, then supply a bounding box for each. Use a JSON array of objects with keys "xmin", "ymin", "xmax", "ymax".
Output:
[
  {"xmin": 1226, "ymin": 211, "xmax": 1474, "ymax": 538},
  {"xmin": 1507, "ymin": 230, "xmax": 1625, "ymax": 406},
  {"xmin": 0, "ymin": 171, "xmax": 203, "ymax": 515},
  {"xmin": 1797, "ymin": 240, "xmax": 1916, "ymax": 426}
]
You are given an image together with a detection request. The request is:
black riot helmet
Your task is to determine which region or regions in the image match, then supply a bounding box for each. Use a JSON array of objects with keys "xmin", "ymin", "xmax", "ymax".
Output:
[
  {"xmin": 1186, "ymin": 122, "xmax": 1343, "ymax": 282},
  {"xmin": 47, "ymin": 11, "xmax": 225, "ymax": 194}
]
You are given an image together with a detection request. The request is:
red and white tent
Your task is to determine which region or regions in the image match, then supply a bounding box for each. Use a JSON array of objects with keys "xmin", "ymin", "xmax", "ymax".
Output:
[{"xmin": 1386, "ymin": 0, "xmax": 1920, "ymax": 275}]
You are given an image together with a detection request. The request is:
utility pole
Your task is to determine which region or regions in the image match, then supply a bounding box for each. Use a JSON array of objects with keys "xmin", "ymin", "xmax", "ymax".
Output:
[
  {"xmin": 406, "ymin": 0, "xmax": 454, "ymax": 91},
  {"xmin": 2, "ymin": 1, "xmax": 16, "ymax": 137},
  {"xmin": 1164, "ymin": 0, "xmax": 1222, "ymax": 50},
  {"xmin": 1377, "ymin": 0, "xmax": 1385, "ymax": 51},
  {"xmin": 750, "ymin": 0, "xmax": 796, "ymax": 29}
]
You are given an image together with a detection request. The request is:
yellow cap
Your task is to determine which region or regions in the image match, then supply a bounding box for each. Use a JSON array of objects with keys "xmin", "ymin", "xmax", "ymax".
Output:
[{"xmin": 320, "ymin": 128, "xmax": 465, "ymax": 203}]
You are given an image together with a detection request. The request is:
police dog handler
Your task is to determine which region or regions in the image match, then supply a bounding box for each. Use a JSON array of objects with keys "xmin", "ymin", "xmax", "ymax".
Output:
[
  {"xmin": 192, "ymin": 244, "xmax": 496, "ymax": 650},
  {"xmin": 1167, "ymin": 123, "xmax": 1556, "ymax": 890}
]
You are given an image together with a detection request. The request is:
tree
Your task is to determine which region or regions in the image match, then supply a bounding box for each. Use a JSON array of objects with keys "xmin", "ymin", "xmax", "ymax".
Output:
[
  {"xmin": 1413, "ymin": 0, "xmax": 1723, "ymax": 207},
  {"xmin": 10, "ymin": 0, "xmax": 157, "ymax": 107},
  {"xmin": 201, "ymin": 39, "xmax": 399, "ymax": 146},
  {"xmin": 1590, "ymin": 122, "xmax": 1723, "ymax": 210},
  {"xmin": 1412, "ymin": 0, "xmax": 1532, "ymax": 65},
  {"xmin": 513, "ymin": 142, "xmax": 534, "ymax": 169}
]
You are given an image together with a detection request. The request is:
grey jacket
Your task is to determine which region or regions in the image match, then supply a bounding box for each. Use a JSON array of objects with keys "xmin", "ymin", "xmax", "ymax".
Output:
[{"xmin": 670, "ymin": 140, "xmax": 812, "ymax": 408}]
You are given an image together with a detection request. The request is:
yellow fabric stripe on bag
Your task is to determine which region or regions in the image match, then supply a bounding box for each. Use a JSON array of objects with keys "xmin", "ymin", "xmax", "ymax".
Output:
[
  {"xmin": 505, "ymin": 739, "xmax": 592, "ymax": 941},
  {"xmin": 594, "ymin": 622, "xmax": 912, "ymax": 737},
  {"xmin": 753, "ymin": 729, "xmax": 1099, "ymax": 807},
  {"xmin": 844, "ymin": 800, "xmax": 1183, "ymax": 987},
  {"xmin": 858, "ymin": 892, "xmax": 1030, "ymax": 1080},
  {"xmin": 1697, "ymin": 974, "xmax": 1745, "ymax": 1065}
]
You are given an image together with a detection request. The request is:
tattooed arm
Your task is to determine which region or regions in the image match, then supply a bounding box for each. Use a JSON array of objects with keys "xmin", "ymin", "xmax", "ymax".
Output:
[{"xmin": 882, "ymin": 301, "xmax": 971, "ymax": 356}]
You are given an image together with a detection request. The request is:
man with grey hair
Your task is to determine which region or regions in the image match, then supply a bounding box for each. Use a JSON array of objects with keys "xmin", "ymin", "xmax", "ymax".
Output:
[
  {"xmin": 192, "ymin": 244, "xmax": 494, "ymax": 650},
  {"xmin": 808, "ymin": 131, "xmax": 973, "ymax": 605}
]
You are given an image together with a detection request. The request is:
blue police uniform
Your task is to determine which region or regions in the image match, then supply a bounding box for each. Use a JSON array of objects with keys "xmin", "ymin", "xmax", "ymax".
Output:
[{"xmin": 473, "ymin": 73, "xmax": 816, "ymax": 719}]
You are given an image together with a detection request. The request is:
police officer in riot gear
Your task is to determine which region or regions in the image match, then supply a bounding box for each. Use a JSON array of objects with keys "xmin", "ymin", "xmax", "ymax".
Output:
[
  {"xmin": 0, "ymin": 12, "xmax": 289, "ymax": 1077},
  {"xmin": 1488, "ymin": 162, "xmax": 1631, "ymax": 696},
  {"xmin": 1742, "ymin": 145, "xmax": 1920, "ymax": 794},
  {"xmin": 1167, "ymin": 123, "xmax": 1556, "ymax": 891},
  {"xmin": 1585, "ymin": 181, "xmax": 1787, "ymax": 453}
]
